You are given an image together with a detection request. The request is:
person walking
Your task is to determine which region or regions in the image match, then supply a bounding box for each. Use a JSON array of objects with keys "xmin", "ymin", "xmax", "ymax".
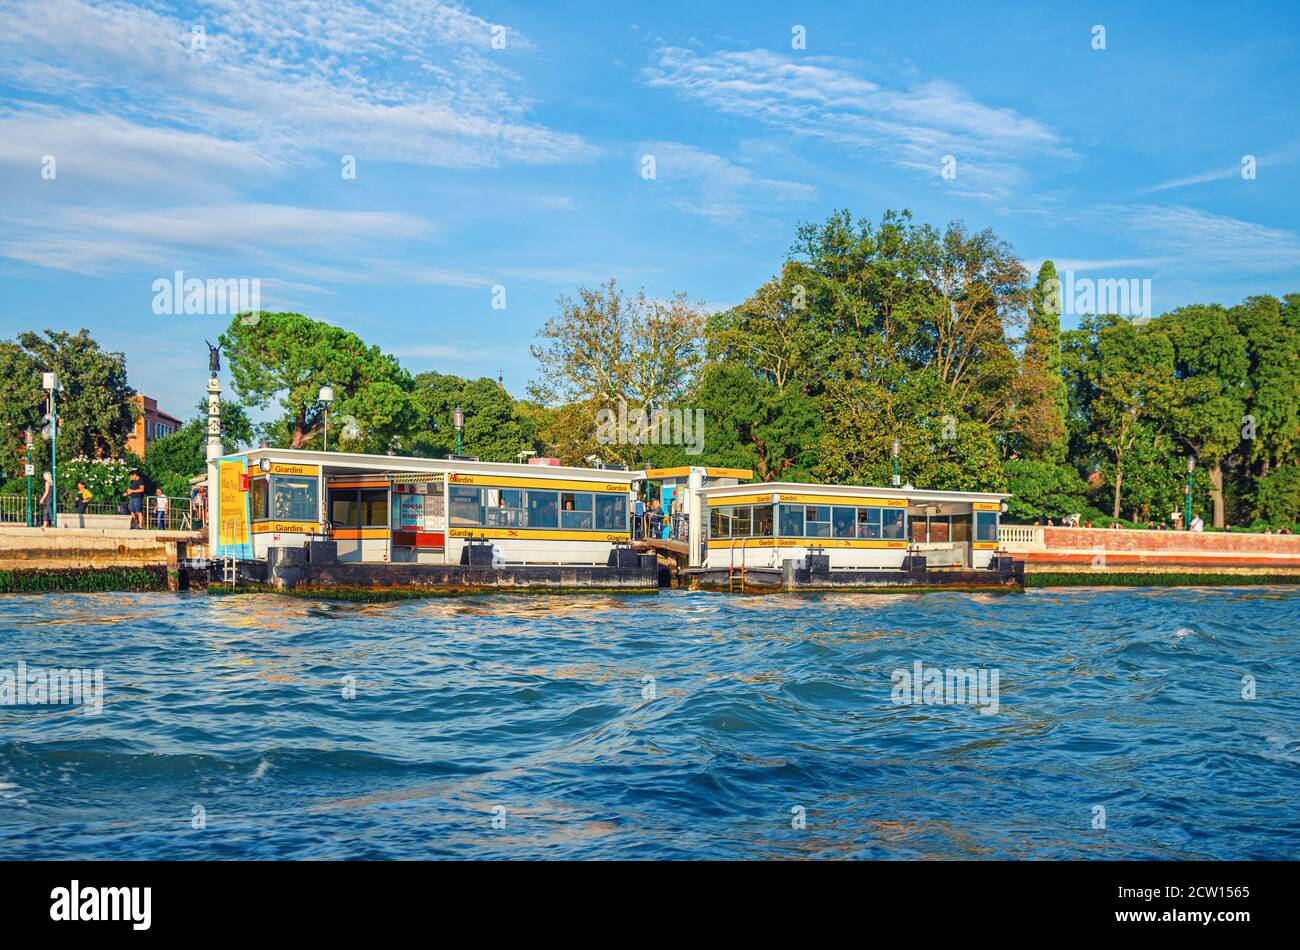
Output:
[
  {"xmin": 75, "ymin": 480, "xmax": 93, "ymax": 528},
  {"xmin": 154, "ymin": 488, "xmax": 169, "ymax": 530},
  {"xmin": 39, "ymin": 471, "xmax": 54, "ymax": 527},
  {"xmin": 1190, "ymin": 513, "xmax": 1204, "ymax": 532}
]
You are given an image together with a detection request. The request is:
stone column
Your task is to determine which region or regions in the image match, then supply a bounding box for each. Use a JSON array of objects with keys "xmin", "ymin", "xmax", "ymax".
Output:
[{"xmin": 206, "ymin": 374, "xmax": 223, "ymax": 552}]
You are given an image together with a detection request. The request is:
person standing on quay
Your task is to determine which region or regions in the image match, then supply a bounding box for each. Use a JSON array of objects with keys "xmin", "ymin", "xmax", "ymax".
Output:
[
  {"xmin": 125, "ymin": 472, "xmax": 146, "ymax": 529},
  {"xmin": 39, "ymin": 471, "xmax": 54, "ymax": 527}
]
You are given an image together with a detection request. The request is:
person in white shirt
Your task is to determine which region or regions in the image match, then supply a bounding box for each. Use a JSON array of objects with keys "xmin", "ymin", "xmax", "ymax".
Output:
[{"xmin": 1190, "ymin": 515, "xmax": 1204, "ymax": 532}]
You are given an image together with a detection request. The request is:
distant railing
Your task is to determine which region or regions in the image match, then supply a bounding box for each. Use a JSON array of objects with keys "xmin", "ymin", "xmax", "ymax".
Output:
[
  {"xmin": 0, "ymin": 492, "xmax": 194, "ymax": 530},
  {"xmin": 999, "ymin": 525, "xmax": 1043, "ymax": 545}
]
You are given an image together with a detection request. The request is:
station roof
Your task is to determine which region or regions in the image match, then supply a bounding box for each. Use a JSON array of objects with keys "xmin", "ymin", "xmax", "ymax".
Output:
[
  {"xmin": 225, "ymin": 448, "xmax": 641, "ymax": 484},
  {"xmin": 696, "ymin": 481, "xmax": 1009, "ymax": 506}
]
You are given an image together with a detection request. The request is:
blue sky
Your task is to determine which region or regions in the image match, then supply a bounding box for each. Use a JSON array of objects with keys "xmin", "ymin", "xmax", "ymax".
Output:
[{"xmin": 2, "ymin": 0, "xmax": 1298, "ymax": 422}]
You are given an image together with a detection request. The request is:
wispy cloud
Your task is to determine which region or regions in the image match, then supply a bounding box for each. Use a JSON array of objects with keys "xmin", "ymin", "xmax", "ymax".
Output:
[
  {"xmin": 1096, "ymin": 205, "xmax": 1300, "ymax": 274},
  {"xmin": 0, "ymin": 204, "xmax": 431, "ymax": 274},
  {"xmin": 637, "ymin": 140, "xmax": 815, "ymax": 225},
  {"xmin": 643, "ymin": 46, "xmax": 1067, "ymax": 200},
  {"xmin": 1141, "ymin": 141, "xmax": 1300, "ymax": 193}
]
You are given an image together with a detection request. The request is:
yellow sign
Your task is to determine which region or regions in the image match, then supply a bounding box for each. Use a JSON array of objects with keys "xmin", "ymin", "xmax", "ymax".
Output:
[
  {"xmin": 972, "ymin": 501, "xmax": 1002, "ymax": 511},
  {"xmin": 448, "ymin": 473, "xmax": 630, "ymax": 493},
  {"xmin": 218, "ymin": 458, "xmax": 249, "ymax": 548},
  {"xmin": 265, "ymin": 463, "xmax": 320, "ymax": 477},
  {"xmin": 251, "ymin": 521, "xmax": 319, "ymax": 534},
  {"xmin": 972, "ymin": 541, "xmax": 1000, "ymax": 550}
]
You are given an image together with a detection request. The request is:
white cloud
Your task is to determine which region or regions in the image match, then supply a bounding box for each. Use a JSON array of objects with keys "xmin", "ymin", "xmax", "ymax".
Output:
[
  {"xmin": 0, "ymin": 204, "xmax": 431, "ymax": 274},
  {"xmin": 1097, "ymin": 205, "xmax": 1300, "ymax": 275},
  {"xmin": 0, "ymin": 0, "xmax": 593, "ymax": 171},
  {"xmin": 643, "ymin": 47, "xmax": 1067, "ymax": 200},
  {"xmin": 637, "ymin": 140, "xmax": 815, "ymax": 224}
]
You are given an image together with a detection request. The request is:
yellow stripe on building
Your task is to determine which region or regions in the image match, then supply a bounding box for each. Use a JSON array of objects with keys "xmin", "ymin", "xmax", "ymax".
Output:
[
  {"xmin": 251, "ymin": 521, "xmax": 320, "ymax": 534},
  {"xmin": 707, "ymin": 493, "xmax": 907, "ymax": 508},
  {"xmin": 447, "ymin": 473, "xmax": 631, "ymax": 493},
  {"xmin": 449, "ymin": 527, "xmax": 631, "ymax": 542},
  {"xmin": 708, "ymin": 538, "xmax": 909, "ymax": 550}
]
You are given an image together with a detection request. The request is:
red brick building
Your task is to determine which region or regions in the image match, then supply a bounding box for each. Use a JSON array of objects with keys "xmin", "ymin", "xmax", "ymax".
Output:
[{"xmin": 126, "ymin": 395, "xmax": 183, "ymax": 458}]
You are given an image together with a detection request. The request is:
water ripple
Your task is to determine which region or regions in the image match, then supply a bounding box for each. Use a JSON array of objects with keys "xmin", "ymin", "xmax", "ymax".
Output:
[{"xmin": 0, "ymin": 587, "xmax": 1297, "ymax": 859}]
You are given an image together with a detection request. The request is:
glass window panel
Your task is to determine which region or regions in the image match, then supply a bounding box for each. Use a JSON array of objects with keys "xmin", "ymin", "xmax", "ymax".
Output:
[
  {"xmin": 732, "ymin": 506, "xmax": 752, "ymax": 538},
  {"xmin": 882, "ymin": 508, "xmax": 906, "ymax": 539},
  {"xmin": 752, "ymin": 505, "xmax": 773, "ymax": 538},
  {"xmin": 976, "ymin": 511, "xmax": 999, "ymax": 541},
  {"xmin": 361, "ymin": 489, "xmax": 389, "ymax": 528},
  {"xmin": 527, "ymin": 490, "xmax": 559, "ymax": 528},
  {"xmin": 449, "ymin": 486, "xmax": 482, "ymax": 527},
  {"xmin": 484, "ymin": 488, "xmax": 525, "ymax": 527},
  {"xmin": 778, "ymin": 504, "xmax": 804, "ymax": 537},
  {"xmin": 857, "ymin": 507, "xmax": 882, "ymax": 539},
  {"xmin": 330, "ymin": 491, "xmax": 359, "ymax": 529},
  {"xmin": 251, "ymin": 477, "xmax": 269, "ymax": 521},
  {"xmin": 832, "ymin": 507, "xmax": 856, "ymax": 538},
  {"xmin": 271, "ymin": 476, "xmax": 318, "ymax": 521},
  {"xmin": 710, "ymin": 506, "xmax": 731, "ymax": 538},
  {"xmin": 929, "ymin": 517, "xmax": 950, "ymax": 543},
  {"xmin": 595, "ymin": 494, "xmax": 626, "ymax": 531},
  {"xmin": 805, "ymin": 505, "xmax": 830, "ymax": 537}
]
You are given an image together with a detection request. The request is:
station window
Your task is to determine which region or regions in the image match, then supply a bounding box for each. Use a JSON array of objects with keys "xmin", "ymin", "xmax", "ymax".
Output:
[
  {"xmin": 975, "ymin": 510, "xmax": 999, "ymax": 542},
  {"xmin": 253, "ymin": 475, "xmax": 318, "ymax": 522},
  {"xmin": 560, "ymin": 491, "xmax": 594, "ymax": 530},
  {"xmin": 751, "ymin": 505, "xmax": 773, "ymax": 538},
  {"xmin": 330, "ymin": 491, "xmax": 360, "ymax": 529},
  {"xmin": 449, "ymin": 485, "xmax": 483, "ymax": 527},
  {"xmin": 527, "ymin": 490, "xmax": 559, "ymax": 528},
  {"xmin": 832, "ymin": 507, "xmax": 856, "ymax": 538},
  {"xmin": 594, "ymin": 495, "xmax": 626, "ymax": 531},
  {"xmin": 484, "ymin": 488, "xmax": 525, "ymax": 528},
  {"xmin": 778, "ymin": 504, "xmax": 804, "ymax": 537},
  {"xmin": 805, "ymin": 506, "xmax": 831, "ymax": 537},
  {"xmin": 857, "ymin": 507, "xmax": 882, "ymax": 539},
  {"xmin": 882, "ymin": 508, "xmax": 906, "ymax": 539}
]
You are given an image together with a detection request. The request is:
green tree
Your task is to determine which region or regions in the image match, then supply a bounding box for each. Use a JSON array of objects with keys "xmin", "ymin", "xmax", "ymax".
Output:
[
  {"xmin": 1003, "ymin": 459, "xmax": 1089, "ymax": 523},
  {"xmin": 219, "ymin": 312, "xmax": 415, "ymax": 452},
  {"xmin": 408, "ymin": 372, "xmax": 537, "ymax": 462},
  {"xmin": 0, "ymin": 330, "xmax": 137, "ymax": 463},
  {"xmin": 1157, "ymin": 305, "xmax": 1249, "ymax": 527},
  {"xmin": 1013, "ymin": 260, "xmax": 1069, "ymax": 461}
]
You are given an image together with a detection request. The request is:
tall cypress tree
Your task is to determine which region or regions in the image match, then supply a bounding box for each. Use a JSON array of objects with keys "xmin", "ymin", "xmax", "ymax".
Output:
[{"xmin": 1023, "ymin": 260, "xmax": 1069, "ymax": 461}]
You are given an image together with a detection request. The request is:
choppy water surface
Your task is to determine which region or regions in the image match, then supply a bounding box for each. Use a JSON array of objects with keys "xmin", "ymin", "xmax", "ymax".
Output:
[{"xmin": 0, "ymin": 587, "xmax": 1297, "ymax": 859}]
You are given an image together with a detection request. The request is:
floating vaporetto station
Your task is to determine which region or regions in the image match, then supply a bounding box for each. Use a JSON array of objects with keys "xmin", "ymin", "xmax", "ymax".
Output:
[
  {"xmin": 685, "ymin": 481, "xmax": 1019, "ymax": 591},
  {"xmin": 202, "ymin": 448, "xmax": 1020, "ymax": 593}
]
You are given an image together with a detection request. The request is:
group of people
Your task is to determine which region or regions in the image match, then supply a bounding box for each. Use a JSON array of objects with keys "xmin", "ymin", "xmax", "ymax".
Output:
[
  {"xmin": 630, "ymin": 494, "xmax": 686, "ymax": 541},
  {"xmin": 1033, "ymin": 509, "xmax": 1209, "ymax": 532},
  {"xmin": 35, "ymin": 470, "xmax": 178, "ymax": 530}
]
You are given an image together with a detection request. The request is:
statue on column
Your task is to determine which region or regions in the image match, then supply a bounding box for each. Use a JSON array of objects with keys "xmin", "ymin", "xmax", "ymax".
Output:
[{"xmin": 205, "ymin": 340, "xmax": 221, "ymax": 377}]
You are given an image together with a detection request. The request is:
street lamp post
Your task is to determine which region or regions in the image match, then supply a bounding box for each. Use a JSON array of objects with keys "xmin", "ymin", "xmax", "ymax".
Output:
[
  {"xmin": 41, "ymin": 373, "xmax": 58, "ymax": 525},
  {"xmin": 24, "ymin": 427, "xmax": 34, "ymax": 527},
  {"xmin": 319, "ymin": 386, "xmax": 334, "ymax": 451},
  {"xmin": 453, "ymin": 406, "xmax": 465, "ymax": 455},
  {"xmin": 891, "ymin": 437, "xmax": 901, "ymax": 487},
  {"xmin": 1184, "ymin": 456, "xmax": 1195, "ymax": 530}
]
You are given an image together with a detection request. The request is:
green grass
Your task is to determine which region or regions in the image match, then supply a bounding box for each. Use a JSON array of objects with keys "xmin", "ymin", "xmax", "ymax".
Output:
[{"xmin": 1026, "ymin": 571, "xmax": 1300, "ymax": 588}]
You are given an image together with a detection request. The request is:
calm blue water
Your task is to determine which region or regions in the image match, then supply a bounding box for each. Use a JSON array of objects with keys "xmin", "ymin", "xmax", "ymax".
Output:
[{"xmin": 0, "ymin": 587, "xmax": 1297, "ymax": 859}]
